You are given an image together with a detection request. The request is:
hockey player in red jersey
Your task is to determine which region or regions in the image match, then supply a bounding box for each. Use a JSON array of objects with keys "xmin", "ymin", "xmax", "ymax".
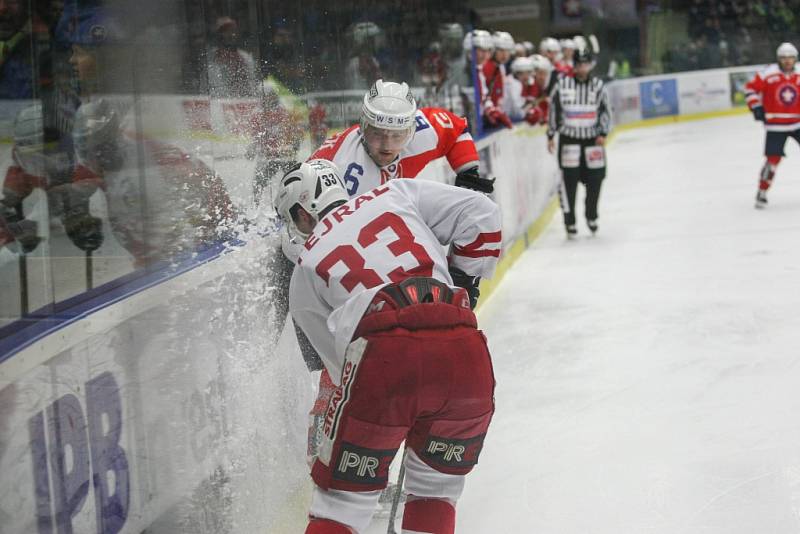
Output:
[
  {"xmin": 480, "ymin": 31, "xmax": 514, "ymax": 129},
  {"xmin": 276, "ymin": 159, "xmax": 500, "ymax": 534},
  {"xmin": 746, "ymin": 42, "xmax": 800, "ymax": 208}
]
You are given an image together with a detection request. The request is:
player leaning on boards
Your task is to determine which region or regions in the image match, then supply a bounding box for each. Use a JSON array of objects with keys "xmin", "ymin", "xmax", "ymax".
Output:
[
  {"xmin": 276, "ymin": 159, "xmax": 501, "ymax": 534},
  {"xmin": 289, "ymin": 79, "xmax": 495, "ymax": 460},
  {"xmin": 746, "ymin": 42, "xmax": 800, "ymax": 209},
  {"xmin": 547, "ymin": 46, "xmax": 611, "ymax": 238}
]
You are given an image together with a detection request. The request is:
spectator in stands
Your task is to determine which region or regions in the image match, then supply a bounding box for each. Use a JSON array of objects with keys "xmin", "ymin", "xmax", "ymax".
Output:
[
  {"xmin": 207, "ymin": 16, "xmax": 257, "ymax": 98},
  {"xmin": 0, "ymin": 0, "xmax": 49, "ymax": 98},
  {"xmin": 344, "ymin": 21, "xmax": 384, "ymax": 89}
]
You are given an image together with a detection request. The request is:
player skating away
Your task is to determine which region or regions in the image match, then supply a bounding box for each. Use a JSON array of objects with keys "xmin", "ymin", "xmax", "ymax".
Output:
[
  {"xmin": 548, "ymin": 47, "xmax": 611, "ymax": 238},
  {"xmin": 745, "ymin": 42, "xmax": 800, "ymax": 208},
  {"xmin": 275, "ymin": 159, "xmax": 500, "ymax": 534}
]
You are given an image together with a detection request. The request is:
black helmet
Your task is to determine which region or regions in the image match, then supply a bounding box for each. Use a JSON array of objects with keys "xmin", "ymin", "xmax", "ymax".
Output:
[{"xmin": 574, "ymin": 46, "xmax": 593, "ymax": 64}]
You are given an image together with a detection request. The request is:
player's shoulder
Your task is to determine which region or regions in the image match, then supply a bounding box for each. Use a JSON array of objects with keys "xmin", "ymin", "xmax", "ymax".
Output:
[
  {"xmin": 760, "ymin": 64, "xmax": 782, "ymax": 78},
  {"xmin": 419, "ymin": 107, "xmax": 467, "ymax": 133},
  {"xmin": 310, "ymin": 124, "xmax": 361, "ymax": 161}
]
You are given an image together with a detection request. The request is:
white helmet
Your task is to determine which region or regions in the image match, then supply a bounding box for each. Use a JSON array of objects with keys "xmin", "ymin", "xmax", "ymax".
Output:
[
  {"xmin": 522, "ymin": 41, "xmax": 535, "ymax": 55},
  {"xmin": 511, "ymin": 56, "xmax": 535, "ymax": 74},
  {"xmin": 573, "ymin": 35, "xmax": 588, "ymax": 51},
  {"xmin": 777, "ymin": 42, "xmax": 798, "ymax": 59},
  {"xmin": 530, "ymin": 54, "xmax": 553, "ymax": 72},
  {"xmin": 361, "ymin": 79, "xmax": 417, "ymax": 132},
  {"xmin": 274, "ymin": 159, "xmax": 348, "ymax": 241},
  {"xmin": 539, "ymin": 37, "xmax": 561, "ymax": 54},
  {"xmin": 463, "ymin": 29, "xmax": 494, "ymax": 52},
  {"xmin": 493, "ymin": 31, "xmax": 515, "ymax": 51},
  {"xmin": 438, "ymin": 22, "xmax": 464, "ymax": 41},
  {"xmin": 560, "ymin": 38, "xmax": 576, "ymax": 50},
  {"xmin": 13, "ymin": 104, "xmax": 49, "ymax": 176},
  {"xmin": 349, "ymin": 21, "xmax": 384, "ymax": 47}
]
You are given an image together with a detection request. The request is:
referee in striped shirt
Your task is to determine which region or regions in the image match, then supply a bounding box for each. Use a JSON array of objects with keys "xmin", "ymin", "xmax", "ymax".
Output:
[{"xmin": 547, "ymin": 47, "xmax": 611, "ymax": 238}]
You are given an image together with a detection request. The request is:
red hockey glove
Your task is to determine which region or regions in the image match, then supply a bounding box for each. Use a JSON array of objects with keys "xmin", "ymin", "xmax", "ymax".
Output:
[{"xmin": 485, "ymin": 107, "xmax": 513, "ymax": 129}]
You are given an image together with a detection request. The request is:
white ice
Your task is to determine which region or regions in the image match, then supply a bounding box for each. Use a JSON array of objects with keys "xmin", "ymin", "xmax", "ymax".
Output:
[{"xmin": 455, "ymin": 114, "xmax": 800, "ymax": 533}]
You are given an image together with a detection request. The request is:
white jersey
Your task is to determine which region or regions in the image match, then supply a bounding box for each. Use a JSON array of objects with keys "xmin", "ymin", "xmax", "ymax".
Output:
[
  {"xmin": 289, "ymin": 179, "xmax": 501, "ymax": 380},
  {"xmin": 309, "ymin": 107, "xmax": 479, "ymax": 197}
]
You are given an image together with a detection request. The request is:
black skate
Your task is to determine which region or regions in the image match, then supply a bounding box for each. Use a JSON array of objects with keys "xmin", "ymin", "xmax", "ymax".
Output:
[
  {"xmin": 587, "ymin": 219, "xmax": 598, "ymax": 234},
  {"xmin": 566, "ymin": 224, "xmax": 577, "ymax": 239},
  {"xmin": 755, "ymin": 190, "xmax": 768, "ymax": 209}
]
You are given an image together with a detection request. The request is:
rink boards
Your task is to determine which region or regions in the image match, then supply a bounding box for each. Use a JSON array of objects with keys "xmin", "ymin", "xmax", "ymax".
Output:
[{"xmin": 0, "ymin": 64, "xmax": 765, "ymax": 532}]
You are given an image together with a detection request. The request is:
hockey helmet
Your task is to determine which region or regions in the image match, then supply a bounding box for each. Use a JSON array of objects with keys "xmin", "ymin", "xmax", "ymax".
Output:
[
  {"xmin": 530, "ymin": 54, "xmax": 553, "ymax": 72},
  {"xmin": 438, "ymin": 23, "xmax": 464, "ymax": 42},
  {"xmin": 55, "ymin": 4, "xmax": 125, "ymax": 47},
  {"xmin": 777, "ymin": 42, "xmax": 798, "ymax": 59},
  {"xmin": 274, "ymin": 159, "xmax": 348, "ymax": 241},
  {"xmin": 574, "ymin": 46, "xmax": 594, "ymax": 65},
  {"xmin": 72, "ymin": 99, "xmax": 124, "ymax": 171},
  {"xmin": 539, "ymin": 37, "xmax": 561, "ymax": 55},
  {"xmin": 511, "ymin": 56, "xmax": 535, "ymax": 74},
  {"xmin": 560, "ymin": 38, "xmax": 576, "ymax": 51},
  {"xmin": 12, "ymin": 104, "xmax": 70, "ymax": 178},
  {"xmin": 463, "ymin": 29, "xmax": 494, "ymax": 52},
  {"xmin": 493, "ymin": 31, "xmax": 515, "ymax": 52}
]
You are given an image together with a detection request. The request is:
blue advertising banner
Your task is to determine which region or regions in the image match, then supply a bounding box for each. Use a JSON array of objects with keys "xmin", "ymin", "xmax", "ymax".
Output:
[{"xmin": 640, "ymin": 79, "xmax": 679, "ymax": 119}]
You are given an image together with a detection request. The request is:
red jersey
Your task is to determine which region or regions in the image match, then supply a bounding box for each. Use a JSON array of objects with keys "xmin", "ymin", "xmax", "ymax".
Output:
[
  {"xmin": 309, "ymin": 107, "xmax": 479, "ymax": 197},
  {"xmin": 746, "ymin": 64, "xmax": 800, "ymax": 131},
  {"xmin": 481, "ymin": 60, "xmax": 505, "ymax": 110},
  {"xmin": 554, "ymin": 61, "xmax": 574, "ymax": 77},
  {"xmin": 526, "ymin": 82, "xmax": 549, "ymax": 125}
]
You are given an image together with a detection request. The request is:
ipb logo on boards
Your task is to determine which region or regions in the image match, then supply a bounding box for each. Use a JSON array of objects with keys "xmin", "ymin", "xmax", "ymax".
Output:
[{"xmin": 640, "ymin": 79, "xmax": 679, "ymax": 118}]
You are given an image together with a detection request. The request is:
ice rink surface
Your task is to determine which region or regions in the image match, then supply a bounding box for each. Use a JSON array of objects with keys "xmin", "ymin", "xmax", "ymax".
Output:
[{"xmin": 456, "ymin": 114, "xmax": 800, "ymax": 533}]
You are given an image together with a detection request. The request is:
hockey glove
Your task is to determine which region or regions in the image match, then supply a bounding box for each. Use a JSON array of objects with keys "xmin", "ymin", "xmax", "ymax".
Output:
[
  {"xmin": 752, "ymin": 106, "xmax": 766, "ymax": 122},
  {"xmin": 449, "ymin": 266, "xmax": 481, "ymax": 310},
  {"xmin": 63, "ymin": 212, "xmax": 104, "ymax": 252},
  {"xmin": 1, "ymin": 205, "xmax": 41, "ymax": 253},
  {"xmin": 455, "ymin": 166, "xmax": 495, "ymax": 194},
  {"xmin": 485, "ymin": 107, "xmax": 513, "ymax": 129}
]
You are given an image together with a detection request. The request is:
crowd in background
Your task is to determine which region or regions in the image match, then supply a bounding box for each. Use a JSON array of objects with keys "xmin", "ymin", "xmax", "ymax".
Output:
[{"xmin": 664, "ymin": 0, "xmax": 800, "ymax": 71}]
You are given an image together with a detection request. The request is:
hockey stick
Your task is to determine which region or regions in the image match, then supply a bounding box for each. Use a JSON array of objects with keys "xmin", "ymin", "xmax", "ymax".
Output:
[
  {"xmin": 19, "ymin": 253, "xmax": 29, "ymax": 316},
  {"xmin": 386, "ymin": 447, "xmax": 408, "ymax": 534},
  {"xmin": 86, "ymin": 249, "xmax": 93, "ymax": 290}
]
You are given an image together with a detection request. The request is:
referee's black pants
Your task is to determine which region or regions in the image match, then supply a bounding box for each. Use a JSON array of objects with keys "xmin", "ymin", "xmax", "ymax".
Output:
[{"xmin": 558, "ymin": 135, "xmax": 606, "ymax": 227}]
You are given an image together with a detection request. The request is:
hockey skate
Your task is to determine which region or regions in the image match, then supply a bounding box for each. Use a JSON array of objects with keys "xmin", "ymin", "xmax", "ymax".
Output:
[
  {"xmin": 755, "ymin": 190, "xmax": 768, "ymax": 209},
  {"xmin": 587, "ymin": 219, "xmax": 598, "ymax": 234},
  {"xmin": 566, "ymin": 224, "xmax": 577, "ymax": 239}
]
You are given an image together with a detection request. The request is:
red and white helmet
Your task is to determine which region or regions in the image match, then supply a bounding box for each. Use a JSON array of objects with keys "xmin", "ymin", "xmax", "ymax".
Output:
[{"xmin": 274, "ymin": 159, "xmax": 348, "ymax": 241}]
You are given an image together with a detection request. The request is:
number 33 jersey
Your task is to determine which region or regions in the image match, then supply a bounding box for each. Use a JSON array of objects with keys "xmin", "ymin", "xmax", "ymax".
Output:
[
  {"xmin": 289, "ymin": 179, "xmax": 501, "ymax": 379},
  {"xmin": 309, "ymin": 107, "xmax": 479, "ymax": 196}
]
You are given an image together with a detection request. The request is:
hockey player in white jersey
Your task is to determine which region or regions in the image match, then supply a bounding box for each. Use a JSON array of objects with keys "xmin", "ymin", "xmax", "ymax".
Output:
[
  {"xmin": 279, "ymin": 80, "xmax": 495, "ymax": 460},
  {"xmin": 276, "ymin": 159, "xmax": 501, "ymax": 534},
  {"xmin": 310, "ymin": 79, "xmax": 494, "ymax": 195}
]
